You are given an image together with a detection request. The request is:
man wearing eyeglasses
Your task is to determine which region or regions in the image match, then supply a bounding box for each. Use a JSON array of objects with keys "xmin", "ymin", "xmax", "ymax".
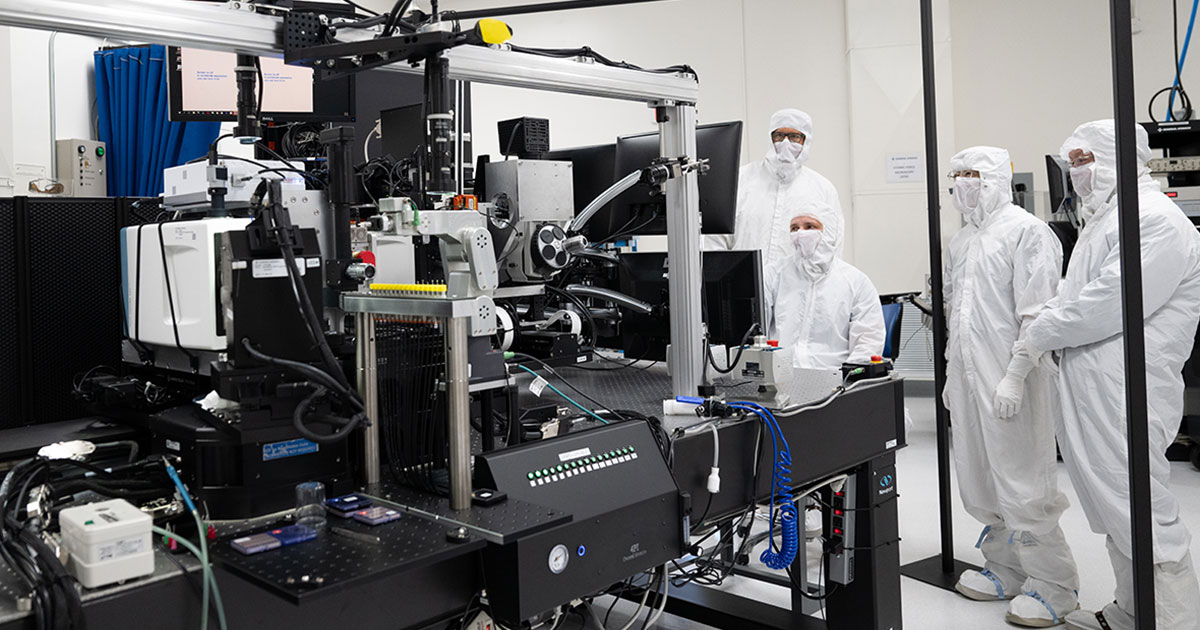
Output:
[
  {"xmin": 941, "ymin": 146, "xmax": 1077, "ymax": 628},
  {"xmin": 1021, "ymin": 120, "xmax": 1200, "ymax": 630},
  {"xmin": 717, "ymin": 109, "xmax": 842, "ymax": 266}
]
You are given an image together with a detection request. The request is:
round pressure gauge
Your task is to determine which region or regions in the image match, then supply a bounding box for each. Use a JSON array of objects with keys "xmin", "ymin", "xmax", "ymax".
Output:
[{"xmin": 548, "ymin": 544, "xmax": 570, "ymax": 574}]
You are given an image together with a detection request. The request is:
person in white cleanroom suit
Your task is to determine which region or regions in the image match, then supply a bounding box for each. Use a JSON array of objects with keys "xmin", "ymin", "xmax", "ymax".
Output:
[
  {"xmin": 717, "ymin": 108, "xmax": 842, "ymax": 266},
  {"xmin": 1020, "ymin": 120, "xmax": 1200, "ymax": 630},
  {"xmin": 763, "ymin": 199, "xmax": 885, "ymax": 370},
  {"xmin": 764, "ymin": 198, "xmax": 885, "ymax": 544},
  {"xmin": 941, "ymin": 146, "xmax": 1078, "ymax": 628}
]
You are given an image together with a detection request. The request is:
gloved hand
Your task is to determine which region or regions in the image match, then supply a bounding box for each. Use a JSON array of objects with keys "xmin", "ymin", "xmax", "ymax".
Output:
[{"xmin": 993, "ymin": 373, "xmax": 1024, "ymax": 419}]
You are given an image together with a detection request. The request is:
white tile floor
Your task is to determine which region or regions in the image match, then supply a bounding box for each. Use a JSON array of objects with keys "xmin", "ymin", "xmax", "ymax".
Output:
[{"xmin": 595, "ymin": 390, "xmax": 1200, "ymax": 629}]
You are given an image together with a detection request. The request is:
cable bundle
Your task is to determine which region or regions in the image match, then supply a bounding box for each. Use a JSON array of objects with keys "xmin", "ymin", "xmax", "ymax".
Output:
[{"xmin": 729, "ymin": 401, "xmax": 798, "ymax": 570}]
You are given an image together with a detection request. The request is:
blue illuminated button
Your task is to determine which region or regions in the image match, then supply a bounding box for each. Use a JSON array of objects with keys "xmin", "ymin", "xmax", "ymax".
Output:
[{"xmin": 577, "ymin": 545, "xmax": 587, "ymax": 557}]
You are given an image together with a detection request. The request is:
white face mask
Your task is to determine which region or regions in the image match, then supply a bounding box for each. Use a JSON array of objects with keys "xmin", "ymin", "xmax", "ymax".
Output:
[
  {"xmin": 790, "ymin": 229, "xmax": 822, "ymax": 257},
  {"xmin": 774, "ymin": 140, "xmax": 804, "ymax": 164},
  {"xmin": 1070, "ymin": 163, "xmax": 1095, "ymax": 199},
  {"xmin": 952, "ymin": 177, "xmax": 981, "ymax": 214},
  {"xmin": 1070, "ymin": 163, "xmax": 1100, "ymax": 222}
]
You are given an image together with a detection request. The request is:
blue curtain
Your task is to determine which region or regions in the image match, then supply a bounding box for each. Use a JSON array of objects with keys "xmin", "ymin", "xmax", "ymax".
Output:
[{"xmin": 94, "ymin": 45, "xmax": 220, "ymax": 197}]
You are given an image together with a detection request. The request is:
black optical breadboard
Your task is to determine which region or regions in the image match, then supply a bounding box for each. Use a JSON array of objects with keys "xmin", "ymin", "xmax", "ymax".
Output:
[
  {"xmin": 209, "ymin": 517, "xmax": 484, "ymax": 603},
  {"xmin": 361, "ymin": 483, "xmax": 571, "ymax": 545}
]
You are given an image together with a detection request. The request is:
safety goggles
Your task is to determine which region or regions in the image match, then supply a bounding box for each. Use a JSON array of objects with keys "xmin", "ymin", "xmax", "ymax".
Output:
[{"xmin": 946, "ymin": 169, "xmax": 981, "ymax": 180}]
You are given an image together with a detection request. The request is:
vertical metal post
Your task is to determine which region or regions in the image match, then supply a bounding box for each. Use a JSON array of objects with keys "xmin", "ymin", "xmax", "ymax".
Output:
[
  {"xmin": 901, "ymin": 0, "xmax": 980, "ymax": 590},
  {"xmin": 661, "ymin": 103, "xmax": 704, "ymax": 398},
  {"xmin": 445, "ymin": 315, "xmax": 472, "ymax": 511},
  {"xmin": 1108, "ymin": 0, "xmax": 1156, "ymax": 626},
  {"xmin": 918, "ymin": 0, "xmax": 956, "ymax": 575},
  {"xmin": 356, "ymin": 312, "xmax": 381, "ymax": 485}
]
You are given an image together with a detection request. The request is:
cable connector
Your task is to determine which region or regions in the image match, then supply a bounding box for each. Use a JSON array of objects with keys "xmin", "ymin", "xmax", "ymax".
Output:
[{"xmin": 706, "ymin": 467, "xmax": 721, "ymax": 494}]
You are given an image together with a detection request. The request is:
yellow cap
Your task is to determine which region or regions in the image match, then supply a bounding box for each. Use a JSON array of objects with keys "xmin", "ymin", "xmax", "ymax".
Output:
[{"xmin": 476, "ymin": 18, "xmax": 513, "ymax": 45}]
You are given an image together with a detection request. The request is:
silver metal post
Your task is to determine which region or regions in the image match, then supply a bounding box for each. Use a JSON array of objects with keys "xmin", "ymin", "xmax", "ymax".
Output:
[
  {"xmin": 661, "ymin": 104, "xmax": 703, "ymax": 398},
  {"xmin": 445, "ymin": 315, "xmax": 472, "ymax": 510},
  {"xmin": 356, "ymin": 312, "xmax": 380, "ymax": 485}
]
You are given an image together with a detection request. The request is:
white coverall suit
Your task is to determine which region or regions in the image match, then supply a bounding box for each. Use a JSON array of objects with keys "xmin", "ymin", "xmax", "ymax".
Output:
[
  {"xmin": 942, "ymin": 146, "xmax": 1078, "ymax": 626},
  {"xmin": 715, "ymin": 108, "xmax": 842, "ymax": 267},
  {"xmin": 1024, "ymin": 121, "xmax": 1200, "ymax": 630},
  {"xmin": 764, "ymin": 199, "xmax": 885, "ymax": 371}
]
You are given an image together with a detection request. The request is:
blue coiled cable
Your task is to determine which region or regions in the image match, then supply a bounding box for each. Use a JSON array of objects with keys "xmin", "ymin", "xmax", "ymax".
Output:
[{"xmin": 731, "ymin": 401, "xmax": 798, "ymax": 570}]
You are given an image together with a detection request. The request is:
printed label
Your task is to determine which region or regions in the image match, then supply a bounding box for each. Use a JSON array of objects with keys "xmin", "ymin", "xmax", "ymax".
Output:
[
  {"xmin": 251, "ymin": 258, "xmax": 306, "ymax": 279},
  {"xmin": 558, "ymin": 447, "xmax": 591, "ymax": 462},
  {"xmin": 529, "ymin": 376, "xmax": 549, "ymax": 397},
  {"xmin": 98, "ymin": 537, "xmax": 145, "ymax": 561},
  {"xmin": 263, "ymin": 438, "xmax": 319, "ymax": 461}
]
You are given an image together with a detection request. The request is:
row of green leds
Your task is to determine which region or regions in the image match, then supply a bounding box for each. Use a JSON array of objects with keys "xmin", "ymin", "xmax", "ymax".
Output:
[{"xmin": 526, "ymin": 446, "xmax": 636, "ymax": 480}]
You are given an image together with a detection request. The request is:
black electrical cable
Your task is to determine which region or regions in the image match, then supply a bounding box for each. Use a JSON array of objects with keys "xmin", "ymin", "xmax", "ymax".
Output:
[
  {"xmin": 208, "ymin": 133, "xmax": 233, "ymax": 164},
  {"xmin": 502, "ymin": 120, "xmax": 523, "ymax": 160},
  {"xmin": 382, "ymin": 0, "xmax": 415, "ymax": 36},
  {"xmin": 508, "ymin": 44, "xmax": 697, "ymax": 79},
  {"xmin": 261, "ymin": 195, "xmax": 354, "ymax": 392},
  {"xmin": 1150, "ymin": 0, "xmax": 1194, "ymax": 122},
  {"xmin": 572, "ymin": 350, "xmax": 656, "ymax": 371},
  {"xmin": 156, "ymin": 222, "xmax": 199, "ymax": 372},
  {"xmin": 706, "ymin": 322, "xmax": 761, "ymax": 375},
  {"xmin": 185, "ymin": 153, "xmax": 323, "ymax": 188},
  {"xmin": 254, "ymin": 57, "xmax": 264, "ymax": 125},
  {"xmin": 240, "ymin": 339, "xmax": 360, "ymax": 407},
  {"xmin": 508, "ymin": 352, "xmax": 625, "ymax": 421},
  {"xmin": 342, "ymin": 0, "xmax": 379, "ymax": 16}
]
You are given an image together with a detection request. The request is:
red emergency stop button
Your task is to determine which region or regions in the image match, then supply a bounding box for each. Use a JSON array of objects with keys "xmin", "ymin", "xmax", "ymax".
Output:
[
  {"xmin": 871, "ymin": 355, "xmax": 883, "ymax": 363},
  {"xmin": 354, "ymin": 250, "xmax": 376, "ymax": 265},
  {"xmin": 767, "ymin": 340, "xmax": 779, "ymax": 347}
]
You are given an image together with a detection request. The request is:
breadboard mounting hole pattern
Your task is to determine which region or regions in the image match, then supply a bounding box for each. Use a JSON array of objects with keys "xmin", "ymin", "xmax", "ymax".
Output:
[{"xmin": 286, "ymin": 13, "xmax": 323, "ymax": 49}]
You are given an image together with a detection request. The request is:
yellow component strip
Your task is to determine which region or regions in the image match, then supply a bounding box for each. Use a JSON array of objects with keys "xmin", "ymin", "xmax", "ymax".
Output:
[{"xmin": 369, "ymin": 283, "xmax": 448, "ymax": 294}]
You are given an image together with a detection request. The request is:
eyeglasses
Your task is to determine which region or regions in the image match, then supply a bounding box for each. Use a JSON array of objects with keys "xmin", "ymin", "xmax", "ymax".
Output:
[
  {"xmin": 946, "ymin": 170, "xmax": 981, "ymax": 180},
  {"xmin": 771, "ymin": 131, "xmax": 806, "ymax": 144},
  {"xmin": 1068, "ymin": 151, "xmax": 1095, "ymax": 168}
]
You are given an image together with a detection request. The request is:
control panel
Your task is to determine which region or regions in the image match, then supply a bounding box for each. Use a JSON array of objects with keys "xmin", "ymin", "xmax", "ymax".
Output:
[
  {"xmin": 55, "ymin": 139, "xmax": 107, "ymax": 197},
  {"xmin": 1150, "ymin": 156, "xmax": 1200, "ymax": 173},
  {"xmin": 475, "ymin": 421, "xmax": 682, "ymax": 625}
]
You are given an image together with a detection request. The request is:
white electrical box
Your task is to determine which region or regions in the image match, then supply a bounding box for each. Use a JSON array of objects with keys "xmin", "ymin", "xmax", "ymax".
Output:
[
  {"xmin": 60, "ymin": 499, "xmax": 154, "ymax": 588},
  {"xmin": 121, "ymin": 217, "xmax": 252, "ymax": 351},
  {"xmin": 163, "ymin": 159, "xmax": 304, "ymax": 211},
  {"xmin": 55, "ymin": 139, "xmax": 107, "ymax": 197}
]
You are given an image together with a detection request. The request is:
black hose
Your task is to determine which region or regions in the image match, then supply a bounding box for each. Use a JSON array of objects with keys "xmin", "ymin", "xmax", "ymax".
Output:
[{"xmin": 291, "ymin": 386, "xmax": 365, "ymax": 444}]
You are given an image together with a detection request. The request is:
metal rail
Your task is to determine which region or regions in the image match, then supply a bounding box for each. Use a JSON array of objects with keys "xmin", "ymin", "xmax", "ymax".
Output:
[{"xmin": 0, "ymin": 0, "xmax": 699, "ymax": 105}]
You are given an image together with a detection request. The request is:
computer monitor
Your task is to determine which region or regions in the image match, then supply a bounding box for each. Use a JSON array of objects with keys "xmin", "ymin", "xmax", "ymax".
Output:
[
  {"xmin": 616, "ymin": 250, "xmax": 764, "ymax": 361},
  {"xmin": 167, "ymin": 46, "xmax": 355, "ymax": 123},
  {"xmin": 380, "ymin": 103, "xmax": 426, "ymax": 160},
  {"xmin": 1046, "ymin": 154, "xmax": 1075, "ymax": 217},
  {"xmin": 604, "ymin": 121, "xmax": 743, "ymax": 240},
  {"xmin": 543, "ymin": 143, "xmax": 617, "ymax": 240}
]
